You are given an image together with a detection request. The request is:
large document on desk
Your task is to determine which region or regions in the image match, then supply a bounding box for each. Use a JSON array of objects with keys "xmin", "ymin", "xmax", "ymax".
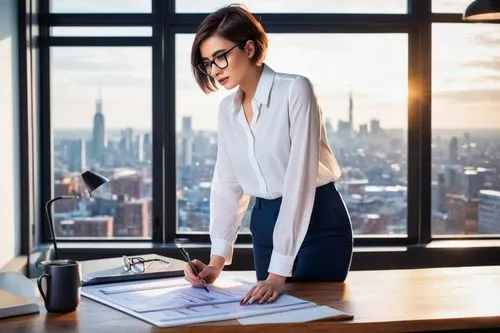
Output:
[{"xmin": 81, "ymin": 277, "xmax": 317, "ymax": 327}]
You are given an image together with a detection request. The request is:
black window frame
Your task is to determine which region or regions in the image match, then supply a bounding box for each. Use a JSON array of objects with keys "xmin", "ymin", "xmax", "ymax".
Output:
[{"xmin": 19, "ymin": 0, "xmax": 500, "ymax": 275}]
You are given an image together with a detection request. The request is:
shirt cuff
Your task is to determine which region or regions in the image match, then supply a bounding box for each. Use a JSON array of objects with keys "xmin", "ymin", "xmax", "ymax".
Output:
[
  {"xmin": 268, "ymin": 250, "xmax": 295, "ymax": 277},
  {"xmin": 210, "ymin": 238, "xmax": 234, "ymax": 265}
]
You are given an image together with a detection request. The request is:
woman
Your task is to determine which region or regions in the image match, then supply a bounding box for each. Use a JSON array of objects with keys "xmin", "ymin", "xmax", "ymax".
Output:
[{"xmin": 184, "ymin": 4, "xmax": 353, "ymax": 305}]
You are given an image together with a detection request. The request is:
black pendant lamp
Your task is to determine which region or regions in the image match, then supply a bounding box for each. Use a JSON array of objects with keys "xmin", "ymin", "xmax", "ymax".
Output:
[{"xmin": 463, "ymin": 0, "xmax": 500, "ymax": 21}]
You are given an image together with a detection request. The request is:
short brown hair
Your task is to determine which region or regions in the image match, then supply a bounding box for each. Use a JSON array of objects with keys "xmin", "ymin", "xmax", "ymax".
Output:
[{"xmin": 191, "ymin": 4, "xmax": 268, "ymax": 93}]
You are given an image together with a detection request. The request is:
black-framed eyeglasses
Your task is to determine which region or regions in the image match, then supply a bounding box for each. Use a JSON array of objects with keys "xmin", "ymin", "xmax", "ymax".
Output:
[
  {"xmin": 197, "ymin": 43, "xmax": 240, "ymax": 75},
  {"xmin": 122, "ymin": 255, "xmax": 170, "ymax": 273}
]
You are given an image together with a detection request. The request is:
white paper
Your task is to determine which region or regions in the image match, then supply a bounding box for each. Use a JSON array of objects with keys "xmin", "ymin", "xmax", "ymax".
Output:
[
  {"xmin": 97, "ymin": 279, "xmax": 245, "ymax": 312},
  {"xmin": 238, "ymin": 305, "xmax": 348, "ymax": 325},
  {"xmin": 81, "ymin": 276, "xmax": 316, "ymax": 327}
]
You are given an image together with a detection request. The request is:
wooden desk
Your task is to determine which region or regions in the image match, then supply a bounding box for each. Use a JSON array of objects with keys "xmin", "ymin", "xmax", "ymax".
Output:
[{"xmin": 3, "ymin": 266, "xmax": 500, "ymax": 332}]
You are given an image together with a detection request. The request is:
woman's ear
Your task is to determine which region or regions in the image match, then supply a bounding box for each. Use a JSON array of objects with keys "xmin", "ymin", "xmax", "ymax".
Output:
[{"xmin": 245, "ymin": 40, "xmax": 255, "ymax": 59}]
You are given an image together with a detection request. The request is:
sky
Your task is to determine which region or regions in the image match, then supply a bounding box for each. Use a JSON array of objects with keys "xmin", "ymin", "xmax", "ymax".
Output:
[{"xmin": 49, "ymin": 0, "xmax": 500, "ymax": 131}]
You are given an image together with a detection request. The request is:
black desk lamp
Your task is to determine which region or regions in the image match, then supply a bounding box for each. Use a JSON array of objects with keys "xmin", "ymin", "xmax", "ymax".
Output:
[
  {"xmin": 45, "ymin": 170, "xmax": 109, "ymax": 260},
  {"xmin": 463, "ymin": 0, "xmax": 500, "ymax": 21}
]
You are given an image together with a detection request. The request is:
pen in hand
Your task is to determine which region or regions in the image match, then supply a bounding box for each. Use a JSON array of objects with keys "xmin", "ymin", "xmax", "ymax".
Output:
[
  {"xmin": 189, "ymin": 261, "xmax": 210, "ymax": 293},
  {"xmin": 176, "ymin": 243, "xmax": 210, "ymax": 293}
]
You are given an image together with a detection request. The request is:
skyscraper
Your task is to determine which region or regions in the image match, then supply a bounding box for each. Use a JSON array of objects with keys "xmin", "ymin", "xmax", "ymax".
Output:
[
  {"xmin": 92, "ymin": 88, "xmax": 106, "ymax": 165},
  {"xmin": 136, "ymin": 134, "xmax": 144, "ymax": 162},
  {"xmin": 143, "ymin": 133, "xmax": 152, "ymax": 162},
  {"xmin": 182, "ymin": 116, "xmax": 192, "ymax": 134},
  {"xmin": 464, "ymin": 132, "xmax": 471, "ymax": 164},
  {"xmin": 359, "ymin": 124, "xmax": 368, "ymax": 137},
  {"xmin": 181, "ymin": 116, "xmax": 193, "ymax": 167},
  {"xmin": 463, "ymin": 168, "xmax": 485, "ymax": 199},
  {"xmin": 437, "ymin": 173, "xmax": 446, "ymax": 213},
  {"xmin": 449, "ymin": 136, "xmax": 458, "ymax": 164},
  {"xmin": 370, "ymin": 119, "xmax": 381, "ymax": 136},
  {"xmin": 478, "ymin": 190, "xmax": 500, "ymax": 234},
  {"xmin": 67, "ymin": 139, "xmax": 86, "ymax": 172}
]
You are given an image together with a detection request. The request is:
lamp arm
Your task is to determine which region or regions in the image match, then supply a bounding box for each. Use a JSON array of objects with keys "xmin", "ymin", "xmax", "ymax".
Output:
[{"xmin": 45, "ymin": 195, "xmax": 78, "ymax": 260}]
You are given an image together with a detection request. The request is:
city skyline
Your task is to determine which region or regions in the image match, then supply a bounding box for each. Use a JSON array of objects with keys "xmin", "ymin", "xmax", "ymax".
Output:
[
  {"xmin": 52, "ymin": 92, "xmax": 500, "ymax": 237},
  {"xmin": 49, "ymin": 1, "xmax": 500, "ymax": 131},
  {"xmin": 51, "ymin": 84, "xmax": 500, "ymax": 133},
  {"xmin": 48, "ymin": 0, "xmax": 500, "ymax": 238}
]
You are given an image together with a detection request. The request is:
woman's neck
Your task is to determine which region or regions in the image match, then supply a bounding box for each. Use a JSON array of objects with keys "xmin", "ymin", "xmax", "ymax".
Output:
[{"xmin": 239, "ymin": 64, "xmax": 264, "ymax": 102}]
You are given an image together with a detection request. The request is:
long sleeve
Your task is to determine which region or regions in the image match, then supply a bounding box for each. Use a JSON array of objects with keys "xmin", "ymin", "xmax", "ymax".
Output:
[
  {"xmin": 268, "ymin": 76, "xmax": 320, "ymax": 277},
  {"xmin": 209, "ymin": 109, "xmax": 250, "ymax": 265}
]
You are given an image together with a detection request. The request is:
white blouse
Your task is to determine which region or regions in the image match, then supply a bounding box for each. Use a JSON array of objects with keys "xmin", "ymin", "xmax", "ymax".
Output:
[{"xmin": 209, "ymin": 64, "xmax": 341, "ymax": 277}]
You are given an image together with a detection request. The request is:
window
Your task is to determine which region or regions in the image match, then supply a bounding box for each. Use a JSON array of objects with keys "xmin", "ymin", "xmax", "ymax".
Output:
[
  {"xmin": 50, "ymin": 0, "xmax": 151, "ymax": 13},
  {"xmin": 175, "ymin": 0, "xmax": 407, "ymax": 14},
  {"xmin": 51, "ymin": 47, "xmax": 153, "ymax": 239},
  {"xmin": 432, "ymin": 23, "xmax": 500, "ymax": 236},
  {"xmin": 176, "ymin": 33, "xmax": 408, "ymax": 236},
  {"xmin": 50, "ymin": 27, "xmax": 152, "ymax": 37},
  {"xmin": 175, "ymin": 35, "xmax": 232, "ymax": 234},
  {"xmin": 27, "ymin": 0, "xmax": 500, "ymax": 272},
  {"xmin": 432, "ymin": 0, "xmax": 472, "ymax": 13}
]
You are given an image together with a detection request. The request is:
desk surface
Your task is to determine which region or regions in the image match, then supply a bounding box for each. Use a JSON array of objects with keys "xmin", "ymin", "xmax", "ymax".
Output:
[{"xmin": 3, "ymin": 265, "xmax": 500, "ymax": 332}]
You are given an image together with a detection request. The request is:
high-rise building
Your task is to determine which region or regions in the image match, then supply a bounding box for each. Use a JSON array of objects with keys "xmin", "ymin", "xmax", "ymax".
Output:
[
  {"xmin": 464, "ymin": 132, "xmax": 470, "ymax": 145},
  {"xmin": 463, "ymin": 168, "xmax": 486, "ymax": 199},
  {"xmin": 114, "ymin": 198, "xmax": 151, "ymax": 237},
  {"xmin": 54, "ymin": 178, "xmax": 79, "ymax": 213},
  {"xmin": 92, "ymin": 89, "xmax": 106, "ymax": 165},
  {"xmin": 449, "ymin": 136, "xmax": 458, "ymax": 164},
  {"xmin": 445, "ymin": 194, "xmax": 479, "ymax": 234},
  {"xmin": 370, "ymin": 119, "xmax": 381, "ymax": 136},
  {"xmin": 464, "ymin": 132, "xmax": 471, "ymax": 154},
  {"xmin": 136, "ymin": 134, "xmax": 144, "ymax": 162},
  {"xmin": 120, "ymin": 128, "xmax": 134, "ymax": 155},
  {"xmin": 444, "ymin": 165, "xmax": 462, "ymax": 194},
  {"xmin": 110, "ymin": 173, "xmax": 143, "ymax": 199},
  {"xmin": 437, "ymin": 173, "xmax": 446, "ymax": 213},
  {"xmin": 359, "ymin": 124, "xmax": 368, "ymax": 138},
  {"xmin": 182, "ymin": 116, "xmax": 192, "ymax": 134},
  {"xmin": 58, "ymin": 216, "xmax": 114, "ymax": 237},
  {"xmin": 337, "ymin": 120, "xmax": 351, "ymax": 138},
  {"xmin": 143, "ymin": 133, "xmax": 152, "ymax": 162},
  {"xmin": 181, "ymin": 116, "xmax": 194, "ymax": 167},
  {"xmin": 191, "ymin": 132, "xmax": 205, "ymax": 156},
  {"xmin": 67, "ymin": 139, "xmax": 86, "ymax": 172},
  {"xmin": 478, "ymin": 190, "xmax": 500, "ymax": 234},
  {"xmin": 144, "ymin": 133, "xmax": 151, "ymax": 146},
  {"xmin": 181, "ymin": 137, "xmax": 193, "ymax": 167}
]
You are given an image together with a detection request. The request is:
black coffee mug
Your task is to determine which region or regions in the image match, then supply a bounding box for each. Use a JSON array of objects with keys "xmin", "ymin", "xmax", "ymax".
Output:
[{"xmin": 37, "ymin": 259, "xmax": 82, "ymax": 313}]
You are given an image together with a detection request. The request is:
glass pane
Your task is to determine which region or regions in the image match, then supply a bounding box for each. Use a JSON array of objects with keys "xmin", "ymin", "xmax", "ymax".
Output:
[
  {"xmin": 432, "ymin": 0, "xmax": 472, "ymax": 13},
  {"xmin": 176, "ymin": 33, "xmax": 408, "ymax": 236},
  {"xmin": 50, "ymin": 0, "xmax": 151, "ymax": 13},
  {"xmin": 51, "ymin": 47, "xmax": 153, "ymax": 238},
  {"xmin": 432, "ymin": 24, "xmax": 500, "ymax": 236},
  {"xmin": 51, "ymin": 27, "xmax": 152, "ymax": 37},
  {"xmin": 176, "ymin": 0, "xmax": 406, "ymax": 13}
]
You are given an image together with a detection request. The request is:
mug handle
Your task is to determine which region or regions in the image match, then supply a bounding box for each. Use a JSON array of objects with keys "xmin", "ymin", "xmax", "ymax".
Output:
[{"xmin": 37, "ymin": 273, "xmax": 50, "ymax": 302}]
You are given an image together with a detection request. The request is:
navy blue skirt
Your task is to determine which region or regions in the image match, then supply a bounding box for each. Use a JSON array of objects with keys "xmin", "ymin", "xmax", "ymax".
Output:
[{"xmin": 250, "ymin": 182, "xmax": 353, "ymax": 282}]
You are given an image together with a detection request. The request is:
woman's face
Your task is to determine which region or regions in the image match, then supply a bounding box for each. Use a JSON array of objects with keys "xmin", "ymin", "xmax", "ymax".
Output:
[{"xmin": 199, "ymin": 35, "xmax": 253, "ymax": 90}]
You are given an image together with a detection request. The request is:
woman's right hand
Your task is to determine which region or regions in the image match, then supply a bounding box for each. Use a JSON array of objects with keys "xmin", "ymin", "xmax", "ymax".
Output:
[{"xmin": 184, "ymin": 256, "xmax": 224, "ymax": 287}]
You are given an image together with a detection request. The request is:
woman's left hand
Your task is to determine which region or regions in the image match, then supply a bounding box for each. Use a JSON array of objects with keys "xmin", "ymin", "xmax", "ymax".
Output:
[{"xmin": 240, "ymin": 273, "xmax": 286, "ymax": 305}]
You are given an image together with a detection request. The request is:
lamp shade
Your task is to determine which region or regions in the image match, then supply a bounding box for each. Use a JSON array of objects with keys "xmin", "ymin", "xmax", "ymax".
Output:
[
  {"xmin": 81, "ymin": 170, "xmax": 109, "ymax": 195},
  {"xmin": 463, "ymin": 0, "xmax": 500, "ymax": 21}
]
